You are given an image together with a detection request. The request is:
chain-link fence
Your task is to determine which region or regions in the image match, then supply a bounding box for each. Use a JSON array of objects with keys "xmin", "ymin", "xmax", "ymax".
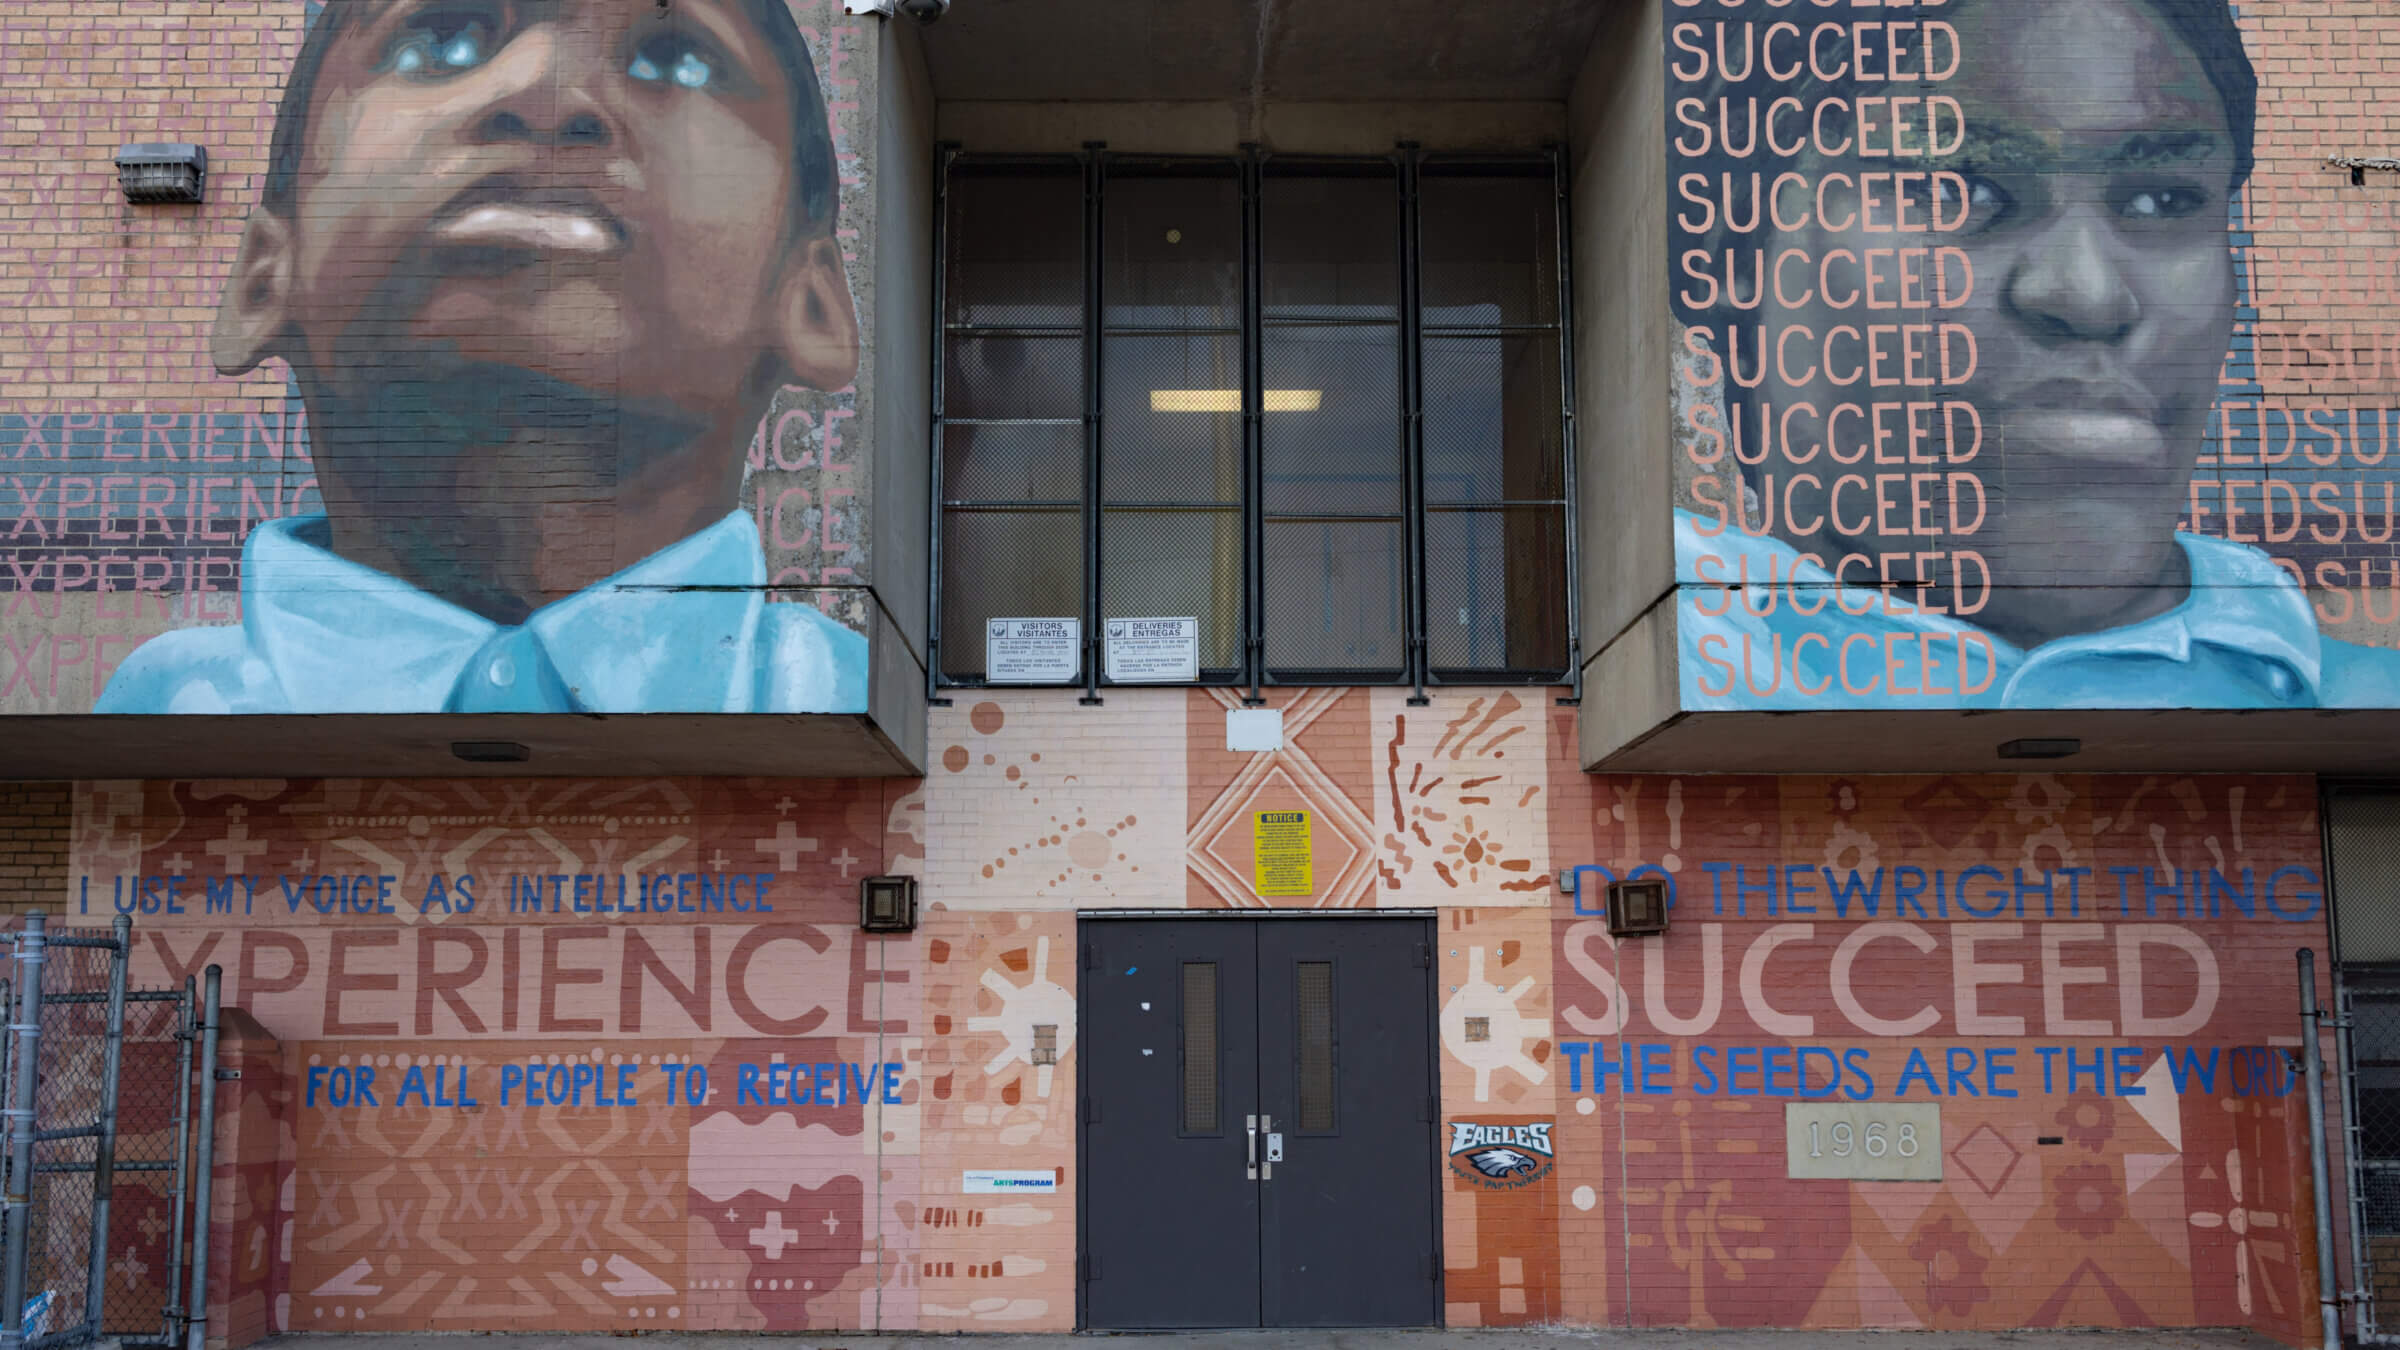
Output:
[
  {"xmin": 2333, "ymin": 788, "xmax": 2400, "ymax": 1341},
  {"xmin": 108, "ymin": 985, "xmax": 196, "ymax": 1346},
  {"xmin": 19, "ymin": 931, "xmax": 118, "ymax": 1349},
  {"xmin": 0, "ymin": 916, "xmax": 209, "ymax": 1350},
  {"xmin": 2349, "ymin": 987, "xmax": 2400, "ymax": 1342}
]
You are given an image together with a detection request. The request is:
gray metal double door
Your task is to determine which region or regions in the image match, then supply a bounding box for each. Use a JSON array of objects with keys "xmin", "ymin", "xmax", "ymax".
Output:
[{"xmin": 1079, "ymin": 916, "xmax": 1439, "ymax": 1329}]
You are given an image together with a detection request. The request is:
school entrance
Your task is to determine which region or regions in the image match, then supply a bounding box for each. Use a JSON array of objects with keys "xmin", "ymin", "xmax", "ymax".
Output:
[{"xmin": 1076, "ymin": 914, "xmax": 1441, "ymax": 1330}]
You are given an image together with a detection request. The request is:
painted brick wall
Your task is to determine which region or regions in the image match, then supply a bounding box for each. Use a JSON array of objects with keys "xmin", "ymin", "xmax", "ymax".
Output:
[
  {"xmin": 0, "ymin": 694, "xmax": 2350, "ymax": 1341},
  {"xmin": 0, "ymin": 0, "xmax": 885, "ymax": 714},
  {"xmin": 5, "ymin": 0, "xmax": 2396, "ymax": 1340},
  {"xmin": 1660, "ymin": 0, "xmax": 2400, "ymax": 708}
]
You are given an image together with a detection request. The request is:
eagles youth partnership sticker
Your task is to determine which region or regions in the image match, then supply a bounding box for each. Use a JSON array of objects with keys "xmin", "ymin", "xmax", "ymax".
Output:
[{"xmin": 1447, "ymin": 1121, "xmax": 1556, "ymax": 1189}]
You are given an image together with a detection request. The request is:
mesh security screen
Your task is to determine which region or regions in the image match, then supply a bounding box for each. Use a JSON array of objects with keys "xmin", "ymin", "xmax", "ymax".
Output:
[
  {"xmin": 1262, "ymin": 174, "xmax": 1400, "ymax": 317},
  {"xmin": 1422, "ymin": 334, "xmax": 1565, "ymax": 502},
  {"xmin": 1104, "ymin": 169, "xmax": 1248, "ymax": 678},
  {"xmin": 2351, "ymin": 992, "xmax": 2400, "ymax": 1234},
  {"xmin": 935, "ymin": 152, "xmax": 1571, "ymax": 689},
  {"xmin": 939, "ymin": 163, "xmax": 1086, "ymax": 684},
  {"xmin": 1420, "ymin": 171, "xmax": 1560, "ymax": 326},
  {"xmin": 1261, "ymin": 166, "xmax": 1407, "ymax": 681},
  {"xmin": 2330, "ymin": 793, "xmax": 2400, "ymax": 1251},
  {"xmin": 1107, "ymin": 173, "xmax": 1241, "ymax": 327},
  {"xmin": 1261, "ymin": 325, "xmax": 1403, "ymax": 516},
  {"xmin": 1421, "ymin": 161, "xmax": 1570, "ymax": 683},
  {"xmin": 1264, "ymin": 519, "xmax": 1406, "ymax": 678},
  {"xmin": 947, "ymin": 170, "xmax": 1082, "ymax": 327},
  {"xmin": 1105, "ymin": 513, "xmax": 1245, "ymax": 672},
  {"xmin": 2335, "ymin": 791, "xmax": 2400, "ymax": 965},
  {"xmin": 1296, "ymin": 961, "xmax": 1337, "ymax": 1132},
  {"xmin": 1182, "ymin": 961, "xmax": 1220, "ymax": 1135},
  {"xmin": 1427, "ymin": 505, "xmax": 1569, "ymax": 674}
]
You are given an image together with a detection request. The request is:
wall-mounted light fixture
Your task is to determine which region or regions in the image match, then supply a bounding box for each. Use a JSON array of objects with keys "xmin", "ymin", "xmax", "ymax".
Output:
[
  {"xmin": 842, "ymin": 0, "xmax": 949, "ymax": 21},
  {"xmin": 115, "ymin": 144, "xmax": 207, "ymax": 204},
  {"xmin": 1605, "ymin": 878, "xmax": 1669, "ymax": 939},
  {"xmin": 860, "ymin": 875, "xmax": 919, "ymax": 933},
  {"xmin": 2328, "ymin": 154, "xmax": 2400, "ymax": 188}
]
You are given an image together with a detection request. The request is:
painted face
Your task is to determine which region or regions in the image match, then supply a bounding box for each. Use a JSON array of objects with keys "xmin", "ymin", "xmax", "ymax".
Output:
[
  {"xmin": 1754, "ymin": 0, "xmax": 2238, "ymax": 640},
  {"xmin": 270, "ymin": 0, "xmax": 818, "ymax": 421}
]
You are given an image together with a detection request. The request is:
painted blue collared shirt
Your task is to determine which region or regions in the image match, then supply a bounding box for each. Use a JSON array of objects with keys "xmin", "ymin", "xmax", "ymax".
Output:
[
  {"xmin": 96, "ymin": 510, "xmax": 868, "ymax": 714},
  {"xmin": 1676, "ymin": 510, "xmax": 2400, "ymax": 709}
]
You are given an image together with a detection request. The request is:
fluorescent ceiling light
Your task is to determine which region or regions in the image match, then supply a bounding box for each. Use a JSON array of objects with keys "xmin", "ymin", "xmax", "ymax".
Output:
[{"xmin": 1150, "ymin": 389, "xmax": 1322, "ymax": 413}]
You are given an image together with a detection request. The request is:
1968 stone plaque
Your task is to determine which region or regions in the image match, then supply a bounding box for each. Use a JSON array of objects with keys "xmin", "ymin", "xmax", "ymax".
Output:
[{"xmin": 1785, "ymin": 1103, "xmax": 1943, "ymax": 1181}]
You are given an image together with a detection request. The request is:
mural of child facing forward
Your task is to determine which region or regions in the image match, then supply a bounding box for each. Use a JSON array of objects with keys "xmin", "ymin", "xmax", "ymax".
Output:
[
  {"xmin": 1671, "ymin": 0, "xmax": 2400, "ymax": 709},
  {"xmin": 99, "ymin": 0, "xmax": 868, "ymax": 714}
]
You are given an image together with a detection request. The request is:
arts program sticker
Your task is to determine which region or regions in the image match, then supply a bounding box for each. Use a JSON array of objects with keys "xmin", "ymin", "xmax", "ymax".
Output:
[
  {"xmin": 1446, "ymin": 1121, "xmax": 1556, "ymax": 1190},
  {"xmin": 962, "ymin": 1169, "xmax": 1059, "ymax": 1194}
]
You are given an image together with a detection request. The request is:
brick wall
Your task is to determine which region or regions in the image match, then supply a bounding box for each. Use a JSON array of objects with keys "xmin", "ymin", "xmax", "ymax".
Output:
[
  {"xmin": 0, "ymin": 0, "xmax": 884, "ymax": 716},
  {"xmin": 11, "ymin": 699, "xmax": 2350, "ymax": 1339},
  {"xmin": 2244, "ymin": 1, "xmax": 2400, "ymax": 408},
  {"xmin": 0, "ymin": 1, "xmax": 289, "ymax": 411},
  {"xmin": 0, "ymin": 782, "xmax": 70, "ymax": 914}
]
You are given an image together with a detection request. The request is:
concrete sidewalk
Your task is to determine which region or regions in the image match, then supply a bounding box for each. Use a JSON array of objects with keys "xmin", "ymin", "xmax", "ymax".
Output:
[{"xmin": 253, "ymin": 1329, "xmax": 2287, "ymax": 1350}]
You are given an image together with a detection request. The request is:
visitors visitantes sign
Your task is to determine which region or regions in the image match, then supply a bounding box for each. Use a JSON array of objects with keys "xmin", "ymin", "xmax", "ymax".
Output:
[{"xmin": 986, "ymin": 618, "xmax": 1081, "ymax": 683}]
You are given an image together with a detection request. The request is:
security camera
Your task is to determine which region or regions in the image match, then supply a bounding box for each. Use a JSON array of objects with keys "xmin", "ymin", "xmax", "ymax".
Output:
[{"xmin": 842, "ymin": 0, "xmax": 947, "ymax": 21}]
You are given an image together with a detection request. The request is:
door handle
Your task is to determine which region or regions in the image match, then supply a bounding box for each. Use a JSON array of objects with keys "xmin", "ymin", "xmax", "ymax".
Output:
[
  {"xmin": 1259, "ymin": 1114, "xmax": 1273, "ymax": 1181},
  {"xmin": 1246, "ymin": 1114, "xmax": 1258, "ymax": 1181}
]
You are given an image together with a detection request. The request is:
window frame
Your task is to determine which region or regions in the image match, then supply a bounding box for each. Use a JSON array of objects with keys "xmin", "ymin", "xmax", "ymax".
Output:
[{"xmin": 928, "ymin": 143, "xmax": 1581, "ymax": 704}]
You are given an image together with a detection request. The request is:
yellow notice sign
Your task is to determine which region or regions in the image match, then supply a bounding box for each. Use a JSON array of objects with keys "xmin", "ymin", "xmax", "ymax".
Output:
[{"xmin": 1253, "ymin": 810, "xmax": 1313, "ymax": 897}]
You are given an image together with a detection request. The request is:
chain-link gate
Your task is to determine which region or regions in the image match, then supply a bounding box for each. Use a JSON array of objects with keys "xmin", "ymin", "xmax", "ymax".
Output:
[
  {"xmin": 2330, "ymin": 789, "xmax": 2400, "ymax": 1343},
  {"xmin": 2344, "ymin": 982, "xmax": 2400, "ymax": 1342},
  {"xmin": 0, "ymin": 915, "xmax": 216, "ymax": 1350}
]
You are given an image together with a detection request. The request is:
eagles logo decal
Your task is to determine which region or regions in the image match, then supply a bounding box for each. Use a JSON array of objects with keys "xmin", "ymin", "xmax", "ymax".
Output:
[
  {"xmin": 1465, "ymin": 1147, "xmax": 1544, "ymax": 1178},
  {"xmin": 1447, "ymin": 1121, "xmax": 1557, "ymax": 1189}
]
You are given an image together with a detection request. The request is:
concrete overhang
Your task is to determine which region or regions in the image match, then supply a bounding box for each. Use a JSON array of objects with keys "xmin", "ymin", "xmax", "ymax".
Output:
[
  {"xmin": 1594, "ymin": 707, "xmax": 2400, "ymax": 775},
  {"xmin": 916, "ymin": 0, "xmax": 1618, "ymax": 103},
  {"xmin": 1580, "ymin": 597, "xmax": 2400, "ymax": 774},
  {"xmin": 0, "ymin": 715, "xmax": 923, "ymax": 780}
]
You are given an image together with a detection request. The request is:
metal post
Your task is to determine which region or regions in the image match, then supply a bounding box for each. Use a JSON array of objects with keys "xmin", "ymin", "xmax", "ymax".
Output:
[
  {"xmin": 83, "ymin": 915, "xmax": 131, "ymax": 1339},
  {"xmin": 1549, "ymin": 140, "xmax": 1584, "ymax": 707},
  {"xmin": 162, "ymin": 976, "xmax": 195, "ymax": 1346},
  {"xmin": 0, "ymin": 978, "xmax": 12, "ymax": 1165},
  {"xmin": 182, "ymin": 968, "xmax": 219, "ymax": 1350},
  {"xmin": 2302, "ymin": 948, "xmax": 2342, "ymax": 1350},
  {"xmin": 1240, "ymin": 143, "xmax": 1267, "ymax": 706},
  {"xmin": 2, "ymin": 914, "xmax": 48, "ymax": 1350},
  {"xmin": 2336, "ymin": 985, "xmax": 2372, "ymax": 1342},
  {"xmin": 1079, "ymin": 142, "xmax": 1107, "ymax": 707},
  {"xmin": 927, "ymin": 140, "xmax": 959, "ymax": 708},
  {"xmin": 1397, "ymin": 143, "xmax": 1430, "ymax": 707}
]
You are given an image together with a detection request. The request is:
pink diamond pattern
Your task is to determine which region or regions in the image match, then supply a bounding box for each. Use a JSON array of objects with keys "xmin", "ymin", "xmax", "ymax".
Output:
[{"xmin": 1949, "ymin": 1122, "xmax": 2024, "ymax": 1198}]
